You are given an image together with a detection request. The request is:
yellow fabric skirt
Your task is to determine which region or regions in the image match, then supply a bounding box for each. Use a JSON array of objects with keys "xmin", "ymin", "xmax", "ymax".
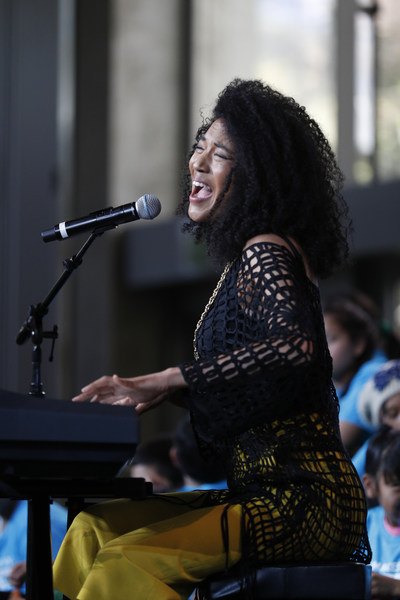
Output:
[
  {"xmin": 53, "ymin": 481, "xmax": 362, "ymax": 599},
  {"xmin": 53, "ymin": 491, "xmax": 242, "ymax": 600}
]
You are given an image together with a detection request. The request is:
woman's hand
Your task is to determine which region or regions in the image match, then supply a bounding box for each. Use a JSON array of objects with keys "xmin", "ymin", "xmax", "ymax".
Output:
[{"xmin": 72, "ymin": 367, "xmax": 187, "ymax": 415}]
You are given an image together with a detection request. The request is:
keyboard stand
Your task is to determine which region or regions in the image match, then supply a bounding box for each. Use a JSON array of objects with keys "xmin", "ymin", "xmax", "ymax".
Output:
[{"xmin": 0, "ymin": 476, "xmax": 152, "ymax": 600}]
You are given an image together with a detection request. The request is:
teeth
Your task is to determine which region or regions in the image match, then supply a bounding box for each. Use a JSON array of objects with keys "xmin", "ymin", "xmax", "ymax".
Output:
[{"xmin": 193, "ymin": 181, "xmax": 211, "ymax": 191}]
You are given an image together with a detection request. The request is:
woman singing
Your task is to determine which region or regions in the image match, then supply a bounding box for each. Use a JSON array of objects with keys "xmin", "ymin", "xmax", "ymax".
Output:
[{"xmin": 53, "ymin": 79, "xmax": 371, "ymax": 600}]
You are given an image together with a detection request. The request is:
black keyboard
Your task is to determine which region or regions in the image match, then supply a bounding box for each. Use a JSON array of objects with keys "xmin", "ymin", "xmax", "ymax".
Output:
[{"xmin": 0, "ymin": 388, "xmax": 139, "ymax": 479}]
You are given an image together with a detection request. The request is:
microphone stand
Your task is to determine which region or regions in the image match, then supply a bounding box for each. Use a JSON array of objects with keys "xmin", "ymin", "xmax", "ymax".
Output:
[
  {"xmin": 14, "ymin": 229, "xmax": 114, "ymax": 600},
  {"xmin": 16, "ymin": 229, "xmax": 105, "ymax": 397}
]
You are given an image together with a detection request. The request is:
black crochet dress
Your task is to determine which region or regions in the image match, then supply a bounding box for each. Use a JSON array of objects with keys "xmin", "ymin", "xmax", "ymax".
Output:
[{"xmin": 179, "ymin": 241, "xmax": 371, "ymax": 567}]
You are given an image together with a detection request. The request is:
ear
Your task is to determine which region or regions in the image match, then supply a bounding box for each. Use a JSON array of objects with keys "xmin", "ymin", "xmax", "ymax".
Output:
[
  {"xmin": 353, "ymin": 337, "xmax": 367, "ymax": 358},
  {"xmin": 169, "ymin": 446, "xmax": 180, "ymax": 468},
  {"xmin": 362, "ymin": 473, "xmax": 378, "ymax": 499}
]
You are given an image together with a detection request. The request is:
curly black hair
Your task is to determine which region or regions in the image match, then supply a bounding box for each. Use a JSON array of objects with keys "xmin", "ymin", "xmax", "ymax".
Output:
[{"xmin": 178, "ymin": 79, "xmax": 352, "ymax": 279}]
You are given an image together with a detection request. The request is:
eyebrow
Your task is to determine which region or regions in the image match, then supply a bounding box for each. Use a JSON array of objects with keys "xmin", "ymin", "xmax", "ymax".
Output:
[
  {"xmin": 215, "ymin": 142, "xmax": 234, "ymax": 155},
  {"xmin": 199, "ymin": 135, "xmax": 234, "ymax": 156}
]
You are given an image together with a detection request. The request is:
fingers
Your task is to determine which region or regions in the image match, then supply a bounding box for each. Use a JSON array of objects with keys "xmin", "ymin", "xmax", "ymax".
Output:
[
  {"xmin": 112, "ymin": 397, "xmax": 135, "ymax": 407},
  {"xmin": 72, "ymin": 391, "xmax": 92, "ymax": 402},
  {"xmin": 112, "ymin": 397, "xmax": 161, "ymax": 414},
  {"xmin": 72, "ymin": 375, "xmax": 120, "ymax": 403},
  {"xmin": 70, "ymin": 373, "xmax": 166, "ymax": 414},
  {"xmin": 72, "ymin": 390, "xmax": 105, "ymax": 402},
  {"xmin": 82, "ymin": 375, "xmax": 116, "ymax": 395}
]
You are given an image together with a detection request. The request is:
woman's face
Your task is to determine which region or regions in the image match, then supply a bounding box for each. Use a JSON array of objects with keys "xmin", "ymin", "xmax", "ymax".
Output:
[
  {"xmin": 375, "ymin": 471, "xmax": 400, "ymax": 527},
  {"xmin": 188, "ymin": 119, "xmax": 234, "ymax": 223},
  {"xmin": 381, "ymin": 394, "xmax": 400, "ymax": 430}
]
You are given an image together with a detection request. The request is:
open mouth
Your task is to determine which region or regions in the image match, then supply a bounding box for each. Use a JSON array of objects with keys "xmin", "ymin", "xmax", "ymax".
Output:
[{"xmin": 191, "ymin": 180, "xmax": 212, "ymax": 199}]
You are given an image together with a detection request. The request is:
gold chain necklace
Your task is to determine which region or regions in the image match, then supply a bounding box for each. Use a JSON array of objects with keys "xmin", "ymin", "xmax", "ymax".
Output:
[{"xmin": 193, "ymin": 261, "xmax": 233, "ymax": 360}]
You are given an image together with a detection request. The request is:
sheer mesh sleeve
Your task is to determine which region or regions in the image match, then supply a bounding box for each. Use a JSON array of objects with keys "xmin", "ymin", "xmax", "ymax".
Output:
[{"xmin": 180, "ymin": 242, "xmax": 327, "ymax": 439}]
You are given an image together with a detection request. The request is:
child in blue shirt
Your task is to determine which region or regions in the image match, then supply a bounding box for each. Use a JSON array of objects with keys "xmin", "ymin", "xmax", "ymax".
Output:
[
  {"xmin": 354, "ymin": 359, "xmax": 400, "ymax": 478},
  {"xmin": 323, "ymin": 292, "xmax": 386, "ymax": 457},
  {"xmin": 0, "ymin": 499, "xmax": 67, "ymax": 595},
  {"xmin": 362, "ymin": 427, "xmax": 400, "ymax": 598}
]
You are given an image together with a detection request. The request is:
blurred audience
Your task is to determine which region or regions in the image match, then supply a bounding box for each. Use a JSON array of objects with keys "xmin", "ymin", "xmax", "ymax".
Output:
[
  {"xmin": 0, "ymin": 499, "xmax": 67, "ymax": 598},
  {"xmin": 362, "ymin": 427, "xmax": 400, "ymax": 598},
  {"xmin": 323, "ymin": 292, "xmax": 387, "ymax": 455},
  {"xmin": 128, "ymin": 435, "xmax": 183, "ymax": 493},
  {"xmin": 125, "ymin": 416, "xmax": 227, "ymax": 495},
  {"xmin": 353, "ymin": 360, "xmax": 400, "ymax": 477},
  {"xmin": 171, "ymin": 415, "xmax": 227, "ymax": 491}
]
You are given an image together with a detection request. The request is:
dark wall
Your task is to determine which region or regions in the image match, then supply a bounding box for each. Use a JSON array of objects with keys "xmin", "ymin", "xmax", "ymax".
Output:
[
  {"xmin": 58, "ymin": 0, "xmax": 114, "ymax": 399},
  {"xmin": 0, "ymin": 0, "xmax": 60, "ymax": 395},
  {"xmin": 0, "ymin": 0, "xmax": 113, "ymax": 400}
]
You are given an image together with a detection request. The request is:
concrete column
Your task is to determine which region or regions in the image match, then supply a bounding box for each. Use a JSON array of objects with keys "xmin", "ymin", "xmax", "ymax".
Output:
[
  {"xmin": 190, "ymin": 0, "xmax": 254, "ymax": 133},
  {"xmin": 336, "ymin": 0, "xmax": 356, "ymax": 183},
  {"xmin": 108, "ymin": 0, "xmax": 185, "ymax": 216}
]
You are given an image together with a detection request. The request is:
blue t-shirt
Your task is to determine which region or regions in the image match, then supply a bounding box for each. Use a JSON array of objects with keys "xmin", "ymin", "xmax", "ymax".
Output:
[
  {"xmin": 0, "ymin": 500, "xmax": 67, "ymax": 592},
  {"xmin": 352, "ymin": 438, "xmax": 369, "ymax": 478},
  {"xmin": 367, "ymin": 505, "xmax": 400, "ymax": 579},
  {"xmin": 338, "ymin": 350, "xmax": 387, "ymax": 431},
  {"xmin": 177, "ymin": 479, "xmax": 227, "ymax": 492}
]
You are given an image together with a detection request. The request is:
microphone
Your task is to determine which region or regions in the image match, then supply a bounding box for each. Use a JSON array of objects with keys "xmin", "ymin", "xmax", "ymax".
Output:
[{"xmin": 41, "ymin": 194, "xmax": 161, "ymax": 242}]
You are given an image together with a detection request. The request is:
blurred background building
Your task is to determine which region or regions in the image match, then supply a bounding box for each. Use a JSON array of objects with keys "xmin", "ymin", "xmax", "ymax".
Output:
[{"xmin": 1, "ymin": 0, "xmax": 399, "ymax": 440}]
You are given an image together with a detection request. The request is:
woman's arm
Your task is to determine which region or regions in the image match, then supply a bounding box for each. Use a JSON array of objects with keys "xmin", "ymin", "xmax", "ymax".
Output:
[
  {"xmin": 72, "ymin": 366, "xmax": 188, "ymax": 414},
  {"xmin": 74, "ymin": 241, "xmax": 315, "ymax": 419},
  {"xmin": 178, "ymin": 241, "xmax": 321, "ymax": 441},
  {"xmin": 182, "ymin": 240, "xmax": 316, "ymax": 393}
]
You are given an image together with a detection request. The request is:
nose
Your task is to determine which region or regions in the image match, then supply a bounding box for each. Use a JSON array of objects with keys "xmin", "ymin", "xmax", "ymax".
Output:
[{"xmin": 191, "ymin": 151, "xmax": 210, "ymax": 173}]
